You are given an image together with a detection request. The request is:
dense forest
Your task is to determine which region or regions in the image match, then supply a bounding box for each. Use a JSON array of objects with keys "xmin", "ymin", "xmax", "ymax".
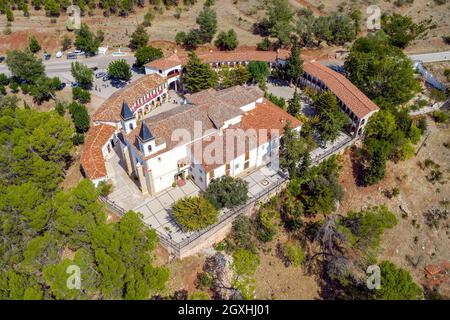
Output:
[{"xmin": 0, "ymin": 95, "xmax": 169, "ymax": 299}]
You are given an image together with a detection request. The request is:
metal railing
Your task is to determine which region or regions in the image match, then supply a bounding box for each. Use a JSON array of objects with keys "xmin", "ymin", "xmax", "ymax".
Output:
[
  {"xmin": 310, "ymin": 135, "xmax": 354, "ymax": 164},
  {"xmin": 100, "ymin": 171, "xmax": 288, "ymax": 256}
]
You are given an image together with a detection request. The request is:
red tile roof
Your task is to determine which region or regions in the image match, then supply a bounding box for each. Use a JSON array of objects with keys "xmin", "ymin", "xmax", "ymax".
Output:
[
  {"xmin": 93, "ymin": 74, "xmax": 166, "ymax": 123},
  {"xmin": 199, "ymin": 98, "xmax": 302, "ymax": 172},
  {"xmin": 303, "ymin": 61, "xmax": 379, "ymax": 119},
  {"xmin": 145, "ymin": 53, "xmax": 183, "ymax": 70},
  {"xmin": 80, "ymin": 124, "xmax": 116, "ymax": 179}
]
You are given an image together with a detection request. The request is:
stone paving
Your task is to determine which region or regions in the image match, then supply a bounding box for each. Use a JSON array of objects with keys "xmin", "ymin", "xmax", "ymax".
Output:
[{"xmin": 105, "ymin": 148, "xmax": 285, "ymax": 244}]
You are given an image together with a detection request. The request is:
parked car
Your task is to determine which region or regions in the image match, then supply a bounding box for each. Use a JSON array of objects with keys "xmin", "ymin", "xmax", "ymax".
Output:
[
  {"xmin": 73, "ymin": 50, "xmax": 85, "ymax": 56},
  {"xmin": 43, "ymin": 53, "xmax": 51, "ymax": 60},
  {"xmin": 102, "ymin": 75, "xmax": 110, "ymax": 81},
  {"xmin": 0, "ymin": 56, "xmax": 5, "ymax": 63},
  {"xmin": 90, "ymin": 66, "xmax": 98, "ymax": 71},
  {"xmin": 59, "ymin": 83, "xmax": 66, "ymax": 90},
  {"xmin": 71, "ymin": 82, "xmax": 78, "ymax": 88},
  {"xmin": 67, "ymin": 53, "xmax": 77, "ymax": 60},
  {"xmin": 55, "ymin": 51, "xmax": 63, "ymax": 58}
]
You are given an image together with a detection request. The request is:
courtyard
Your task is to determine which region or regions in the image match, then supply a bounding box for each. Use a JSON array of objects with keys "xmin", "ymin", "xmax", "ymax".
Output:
[{"xmin": 105, "ymin": 147, "xmax": 286, "ymax": 245}]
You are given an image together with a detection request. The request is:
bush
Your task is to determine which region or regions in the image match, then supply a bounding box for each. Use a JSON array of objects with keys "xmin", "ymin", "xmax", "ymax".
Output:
[
  {"xmin": 72, "ymin": 87, "xmax": 91, "ymax": 104},
  {"xmin": 204, "ymin": 176, "xmax": 248, "ymax": 209},
  {"xmin": 214, "ymin": 29, "xmax": 239, "ymax": 50},
  {"xmin": 97, "ymin": 180, "xmax": 113, "ymax": 196},
  {"xmin": 257, "ymin": 37, "xmax": 271, "ymax": 51},
  {"xmin": 281, "ymin": 242, "xmax": 305, "ymax": 267},
  {"xmin": 432, "ymin": 111, "xmax": 448, "ymax": 123},
  {"xmin": 172, "ymin": 196, "xmax": 218, "ymax": 231},
  {"xmin": 68, "ymin": 102, "xmax": 90, "ymax": 133},
  {"xmin": 231, "ymin": 216, "xmax": 256, "ymax": 251}
]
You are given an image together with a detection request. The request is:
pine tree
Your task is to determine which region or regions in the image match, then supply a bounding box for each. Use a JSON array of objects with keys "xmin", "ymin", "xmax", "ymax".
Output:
[
  {"xmin": 129, "ymin": 24, "xmax": 149, "ymax": 50},
  {"xmin": 287, "ymin": 88, "xmax": 301, "ymax": 117},
  {"xmin": 183, "ymin": 52, "xmax": 218, "ymax": 92}
]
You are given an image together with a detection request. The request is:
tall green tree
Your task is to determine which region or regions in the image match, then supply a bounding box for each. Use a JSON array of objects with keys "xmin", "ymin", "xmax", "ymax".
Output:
[
  {"xmin": 196, "ymin": 6, "xmax": 218, "ymax": 43},
  {"xmin": 279, "ymin": 122, "xmax": 310, "ymax": 179},
  {"xmin": 183, "ymin": 52, "xmax": 218, "ymax": 92},
  {"xmin": 381, "ymin": 13, "xmax": 427, "ymax": 48},
  {"xmin": 314, "ymin": 90, "xmax": 349, "ymax": 143},
  {"xmin": 264, "ymin": 0, "xmax": 294, "ymax": 46},
  {"xmin": 6, "ymin": 50, "xmax": 45, "ymax": 82},
  {"xmin": 28, "ymin": 36, "xmax": 41, "ymax": 53}
]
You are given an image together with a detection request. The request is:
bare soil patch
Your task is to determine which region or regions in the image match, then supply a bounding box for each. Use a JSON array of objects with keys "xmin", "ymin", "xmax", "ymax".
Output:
[
  {"xmin": 254, "ymin": 232, "xmax": 320, "ymax": 299},
  {"xmin": 339, "ymin": 117, "xmax": 450, "ymax": 296}
]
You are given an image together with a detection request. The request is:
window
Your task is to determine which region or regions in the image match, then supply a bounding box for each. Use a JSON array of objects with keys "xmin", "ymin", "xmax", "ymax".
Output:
[
  {"xmin": 148, "ymin": 145, "xmax": 152, "ymax": 152},
  {"xmin": 129, "ymin": 123, "xmax": 134, "ymax": 130},
  {"xmin": 199, "ymin": 177, "xmax": 203, "ymax": 182},
  {"xmin": 209, "ymin": 170, "xmax": 215, "ymax": 180},
  {"xmin": 235, "ymin": 163, "xmax": 239, "ymax": 169},
  {"xmin": 244, "ymin": 161, "xmax": 249, "ymax": 170},
  {"xmin": 158, "ymin": 157, "xmax": 161, "ymax": 162}
]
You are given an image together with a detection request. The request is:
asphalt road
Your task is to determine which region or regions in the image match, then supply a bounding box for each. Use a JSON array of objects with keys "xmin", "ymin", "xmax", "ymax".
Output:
[
  {"xmin": 0, "ymin": 53, "xmax": 137, "ymax": 77},
  {"xmin": 408, "ymin": 50, "xmax": 450, "ymax": 63}
]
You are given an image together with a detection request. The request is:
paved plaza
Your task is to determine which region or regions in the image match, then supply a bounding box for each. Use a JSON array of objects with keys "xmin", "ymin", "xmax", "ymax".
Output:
[{"xmin": 105, "ymin": 148, "xmax": 285, "ymax": 244}]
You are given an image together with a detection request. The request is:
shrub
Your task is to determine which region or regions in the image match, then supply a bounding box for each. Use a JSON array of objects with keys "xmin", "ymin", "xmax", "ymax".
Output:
[
  {"xmin": 72, "ymin": 87, "xmax": 91, "ymax": 104},
  {"xmin": 68, "ymin": 102, "xmax": 90, "ymax": 133},
  {"xmin": 204, "ymin": 176, "xmax": 248, "ymax": 209},
  {"xmin": 371, "ymin": 261, "xmax": 424, "ymax": 300},
  {"xmin": 257, "ymin": 37, "xmax": 271, "ymax": 51},
  {"xmin": 190, "ymin": 291, "xmax": 210, "ymax": 300},
  {"xmin": 72, "ymin": 133, "xmax": 85, "ymax": 145},
  {"xmin": 281, "ymin": 241, "xmax": 305, "ymax": 267},
  {"xmin": 256, "ymin": 208, "xmax": 278, "ymax": 242},
  {"xmin": 267, "ymin": 93, "xmax": 286, "ymax": 109},
  {"xmin": 0, "ymin": 73, "xmax": 10, "ymax": 86},
  {"xmin": 172, "ymin": 196, "xmax": 218, "ymax": 231},
  {"xmin": 231, "ymin": 216, "xmax": 256, "ymax": 251}
]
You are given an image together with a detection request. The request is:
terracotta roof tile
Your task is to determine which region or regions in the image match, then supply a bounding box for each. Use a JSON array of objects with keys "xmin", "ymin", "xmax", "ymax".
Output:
[
  {"xmin": 145, "ymin": 53, "xmax": 183, "ymax": 70},
  {"xmin": 80, "ymin": 124, "xmax": 116, "ymax": 179},
  {"xmin": 303, "ymin": 61, "xmax": 379, "ymax": 118},
  {"xmin": 93, "ymin": 74, "xmax": 166, "ymax": 123}
]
